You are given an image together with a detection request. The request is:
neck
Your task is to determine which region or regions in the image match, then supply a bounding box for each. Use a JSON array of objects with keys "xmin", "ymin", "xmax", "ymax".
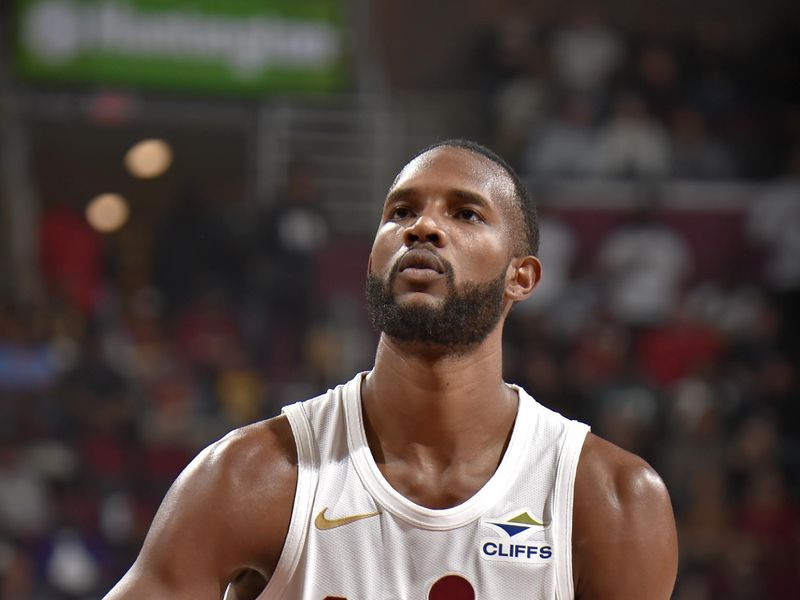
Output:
[{"xmin": 362, "ymin": 326, "xmax": 517, "ymax": 467}]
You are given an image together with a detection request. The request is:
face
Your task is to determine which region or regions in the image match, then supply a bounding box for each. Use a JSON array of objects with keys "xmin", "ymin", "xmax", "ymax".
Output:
[{"xmin": 365, "ymin": 146, "xmax": 527, "ymax": 351}]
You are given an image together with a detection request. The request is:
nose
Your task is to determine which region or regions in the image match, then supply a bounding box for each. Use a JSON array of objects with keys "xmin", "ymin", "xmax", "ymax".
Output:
[{"xmin": 403, "ymin": 214, "xmax": 447, "ymax": 247}]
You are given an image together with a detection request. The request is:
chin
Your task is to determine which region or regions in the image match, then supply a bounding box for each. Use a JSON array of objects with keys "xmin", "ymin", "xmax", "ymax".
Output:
[{"xmin": 394, "ymin": 290, "xmax": 445, "ymax": 307}]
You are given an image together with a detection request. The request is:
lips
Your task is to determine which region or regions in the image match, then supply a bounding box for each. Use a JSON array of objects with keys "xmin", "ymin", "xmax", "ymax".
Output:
[{"xmin": 397, "ymin": 248, "xmax": 445, "ymax": 274}]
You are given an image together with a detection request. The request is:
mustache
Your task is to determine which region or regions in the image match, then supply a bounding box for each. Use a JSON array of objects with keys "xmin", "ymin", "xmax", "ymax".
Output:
[{"xmin": 388, "ymin": 245, "xmax": 455, "ymax": 286}]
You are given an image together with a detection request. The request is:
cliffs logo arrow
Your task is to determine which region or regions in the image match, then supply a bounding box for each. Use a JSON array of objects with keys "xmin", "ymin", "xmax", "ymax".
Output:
[{"xmin": 485, "ymin": 510, "xmax": 548, "ymax": 537}]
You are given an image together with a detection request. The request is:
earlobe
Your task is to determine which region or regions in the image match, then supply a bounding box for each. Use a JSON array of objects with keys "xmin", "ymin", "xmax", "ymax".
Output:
[{"xmin": 506, "ymin": 256, "xmax": 542, "ymax": 301}]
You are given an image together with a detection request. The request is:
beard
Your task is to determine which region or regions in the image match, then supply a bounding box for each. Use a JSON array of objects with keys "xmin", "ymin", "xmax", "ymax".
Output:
[{"xmin": 365, "ymin": 257, "xmax": 507, "ymax": 353}]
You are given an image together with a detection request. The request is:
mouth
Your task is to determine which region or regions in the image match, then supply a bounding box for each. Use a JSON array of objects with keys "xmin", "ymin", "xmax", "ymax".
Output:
[{"xmin": 396, "ymin": 248, "xmax": 445, "ymax": 274}]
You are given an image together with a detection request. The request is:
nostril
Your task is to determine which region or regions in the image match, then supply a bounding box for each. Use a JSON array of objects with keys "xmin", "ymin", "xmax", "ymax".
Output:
[{"xmin": 403, "ymin": 216, "xmax": 446, "ymax": 247}]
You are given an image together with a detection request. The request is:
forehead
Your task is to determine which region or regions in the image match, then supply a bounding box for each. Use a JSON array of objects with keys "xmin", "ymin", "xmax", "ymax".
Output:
[{"xmin": 389, "ymin": 146, "xmax": 515, "ymax": 210}]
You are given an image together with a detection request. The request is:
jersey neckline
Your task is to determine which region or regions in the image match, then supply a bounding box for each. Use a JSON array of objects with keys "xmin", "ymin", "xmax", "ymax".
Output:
[{"xmin": 343, "ymin": 372, "xmax": 535, "ymax": 530}]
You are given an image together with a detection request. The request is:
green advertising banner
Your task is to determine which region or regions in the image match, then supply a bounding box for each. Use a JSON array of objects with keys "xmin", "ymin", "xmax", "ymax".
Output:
[{"xmin": 13, "ymin": 0, "xmax": 345, "ymax": 94}]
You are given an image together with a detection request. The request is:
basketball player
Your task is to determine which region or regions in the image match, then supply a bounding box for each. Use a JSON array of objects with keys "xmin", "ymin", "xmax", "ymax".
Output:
[{"xmin": 105, "ymin": 140, "xmax": 678, "ymax": 599}]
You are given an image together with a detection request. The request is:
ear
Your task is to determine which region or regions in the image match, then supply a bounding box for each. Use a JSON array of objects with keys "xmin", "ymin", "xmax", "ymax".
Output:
[
  {"xmin": 506, "ymin": 255, "xmax": 542, "ymax": 302},
  {"xmin": 366, "ymin": 254, "xmax": 373, "ymax": 275}
]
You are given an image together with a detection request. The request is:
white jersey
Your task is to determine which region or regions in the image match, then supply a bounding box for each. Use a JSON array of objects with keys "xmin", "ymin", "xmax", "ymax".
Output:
[{"xmin": 261, "ymin": 373, "xmax": 589, "ymax": 600}]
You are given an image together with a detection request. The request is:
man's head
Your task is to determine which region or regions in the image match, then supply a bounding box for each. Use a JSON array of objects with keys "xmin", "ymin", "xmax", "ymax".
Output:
[
  {"xmin": 392, "ymin": 139, "xmax": 539, "ymax": 256},
  {"xmin": 365, "ymin": 140, "xmax": 541, "ymax": 354}
]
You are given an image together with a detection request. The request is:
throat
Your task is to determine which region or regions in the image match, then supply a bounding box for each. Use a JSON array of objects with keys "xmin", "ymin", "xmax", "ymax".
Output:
[
  {"xmin": 358, "ymin": 368, "xmax": 520, "ymax": 509},
  {"xmin": 375, "ymin": 448, "xmax": 512, "ymax": 509},
  {"xmin": 363, "ymin": 401, "xmax": 517, "ymax": 510}
]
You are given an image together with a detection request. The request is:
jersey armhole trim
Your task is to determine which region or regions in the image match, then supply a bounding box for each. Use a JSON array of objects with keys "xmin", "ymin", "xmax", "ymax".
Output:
[
  {"xmin": 553, "ymin": 422, "xmax": 590, "ymax": 600},
  {"xmin": 260, "ymin": 403, "xmax": 320, "ymax": 599}
]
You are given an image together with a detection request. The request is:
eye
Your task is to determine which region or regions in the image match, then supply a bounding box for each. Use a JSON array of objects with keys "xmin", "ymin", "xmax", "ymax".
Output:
[
  {"xmin": 454, "ymin": 207, "xmax": 483, "ymax": 222},
  {"xmin": 389, "ymin": 205, "xmax": 414, "ymax": 220}
]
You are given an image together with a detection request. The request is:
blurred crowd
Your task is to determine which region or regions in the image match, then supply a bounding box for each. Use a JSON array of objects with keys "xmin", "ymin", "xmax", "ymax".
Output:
[
  {"xmin": 505, "ymin": 193, "xmax": 800, "ymax": 599},
  {"xmin": 475, "ymin": 5, "xmax": 799, "ymax": 182},
  {"xmin": 2, "ymin": 170, "xmax": 799, "ymax": 599},
  {"xmin": 1, "ymin": 5, "xmax": 799, "ymax": 600},
  {"xmin": 0, "ymin": 163, "xmax": 353, "ymax": 598}
]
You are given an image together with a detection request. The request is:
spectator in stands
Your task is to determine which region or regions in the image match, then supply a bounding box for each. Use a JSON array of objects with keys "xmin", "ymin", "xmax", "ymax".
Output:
[
  {"xmin": 680, "ymin": 20, "xmax": 743, "ymax": 135},
  {"xmin": 548, "ymin": 3, "xmax": 625, "ymax": 96},
  {"xmin": 38, "ymin": 199, "xmax": 105, "ymax": 316},
  {"xmin": 152, "ymin": 190, "xmax": 241, "ymax": 315},
  {"xmin": 593, "ymin": 375, "xmax": 660, "ymax": 459},
  {"xmin": 0, "ymin": 302, "xmax": 60, "ymax": 393},
  {"xmin": 597, "ymin": 192, "xmax": 691, "ymax": 327},
  {"xmin": 546, "ymin": 261, "xmax": 604, "ymax": 340},
  {"xmin": 0, "ymin": 443, "xmax": 51, "ymax": 540},
  {"xmin": 746, "ymin": 147, "xmax": 800, "ymax": 358},
  {"xmin": 637, "ymin": 306, "xmax": 724, "ymax": 388},
  {"xmin": 483, "ymin": 19, "xmax": 550, "ymax": 165},
  {"xmin": 630, "ymin": 42, "xmax": 684, "ymax": 124},
  {"xmin": 245, "ymin": 158, "xmax": 328, "ymax": 378},
  {"xmin": 173, "ymin": 286, "xmax": 242, "ymax": 373},
  {"xmin": 676, "ymin": 464, "xmax": 730, "ymax": 593},
  {"xmin": 723, "ymin": 446, "xmax": 800, "ymax": 597},
  {"xmin": 0, "ymin": 542, "xmax": 36, "ymax": 599},
  {"xmin": 566, "ymin": 316, "xmax": 631, "ymax": 391},
  {"xmin": 593, "ymin": 92, "xmax": 672, "ymax": 177},
  {"xmin": 42, "ymin": 527, "xmax": 102, "ymax": 597},
  {"xmin": 516, "ymin": 201, "xmax": 578, "ymax": 312},
  {"xmin": 683, "ymin": 263, "xmax": 767, "ymax": 341},
  {"xmin": 522, "ymin": 94, "xmax": 596, "ymax": 178},
  {"xmin": 670, "ymin": 106, "xmax": 736, "ymax": 179},
  {"xmin": 474, "ymin": 15, "xmax": 541, "ymax": 105}
]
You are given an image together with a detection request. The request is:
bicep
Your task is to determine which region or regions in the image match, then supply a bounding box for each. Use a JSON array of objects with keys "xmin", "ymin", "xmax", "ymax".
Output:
[
  {"xmin": 104, "ymin": 418, "xmax": 297, "ymax": 600},
  {"xmin": 104, "ymin": 454, "xmax": 232, "ymax": 599},
  {"xmin": 573, "ymin": 436, "xmax": 678, "ymax": 600},
  {"xmin": 105, "ymin": 559, "xmax": 220, "ymax": 600}
]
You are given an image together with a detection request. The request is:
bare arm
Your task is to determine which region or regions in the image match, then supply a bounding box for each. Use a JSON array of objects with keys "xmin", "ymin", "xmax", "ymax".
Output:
[
  {"xmin": 104, "ymin": 416, "xmax": 297, "ymax": 600},
  {"xmin": 573, "ymin": 434, "xmax": 678, "ymax": 600}
]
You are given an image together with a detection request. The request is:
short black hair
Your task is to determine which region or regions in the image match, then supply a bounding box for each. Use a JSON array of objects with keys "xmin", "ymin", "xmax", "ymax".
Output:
[{"xmin": 403, "ymin": 139, "xmax": 539, "ymax": 256}]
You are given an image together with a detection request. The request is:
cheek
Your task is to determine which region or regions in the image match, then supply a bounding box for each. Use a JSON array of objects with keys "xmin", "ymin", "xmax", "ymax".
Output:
[
  {"xmin": 368, "ymin": 223, "xmax": 404, "ymax": 276},
  {"xmin": 470, "ymin": 232, "xmax": 507, "ymax": 267},
  {"xmin": 455, "ymin": 233, "xmax": 509, "ymax": 283}
]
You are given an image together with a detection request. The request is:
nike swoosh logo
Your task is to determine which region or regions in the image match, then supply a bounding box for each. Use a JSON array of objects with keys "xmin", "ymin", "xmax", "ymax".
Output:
[{"xmin": 314, "ymin": 507, "xmax": 380, "ymax": 530}]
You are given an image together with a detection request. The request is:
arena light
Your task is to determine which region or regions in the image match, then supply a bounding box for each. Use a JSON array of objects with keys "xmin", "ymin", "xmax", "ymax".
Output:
[
  {"xmin": 124, "ymin": 138, "xmax": 172, "ymax": 179},
  {"xmin": 86, "ymin": 193, "xmax": 129, "ymax": 233}
]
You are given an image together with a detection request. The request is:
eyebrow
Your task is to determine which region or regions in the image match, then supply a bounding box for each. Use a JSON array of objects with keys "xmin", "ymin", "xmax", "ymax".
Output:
[
  {"xmin": 384, "ymin": 187, "xmax": 416, "ymax": 205},
  {"xmin": 451, "ymin": 188, "xmax": 491, "ymax": 208},
  {"xmin": 384, "ymin": 187, "xmax": 492, "ymax": 209}
]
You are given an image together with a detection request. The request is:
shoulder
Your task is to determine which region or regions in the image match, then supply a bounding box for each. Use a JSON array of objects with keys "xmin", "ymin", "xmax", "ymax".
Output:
[
  {"xmin": 174, "ymin": 415, "xmax": 298, "ymax": 554},
  {"xmin": 162, "ymin": 415, "xmax": 297, "ymax": 520},
  {"xmin": 112, "ymin": 415, "xmax": 298, "ymax": 596},
  {"xmin": 195, "ymin": 414, "xmax": 297, "ymax": 490},
  {"xmin": 572, "ymin": 433, "xmax": 678, "ymax": 600},
  {"xmin": 574, "ymin": 433, "xmax": 670, "ymax": 508}
]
